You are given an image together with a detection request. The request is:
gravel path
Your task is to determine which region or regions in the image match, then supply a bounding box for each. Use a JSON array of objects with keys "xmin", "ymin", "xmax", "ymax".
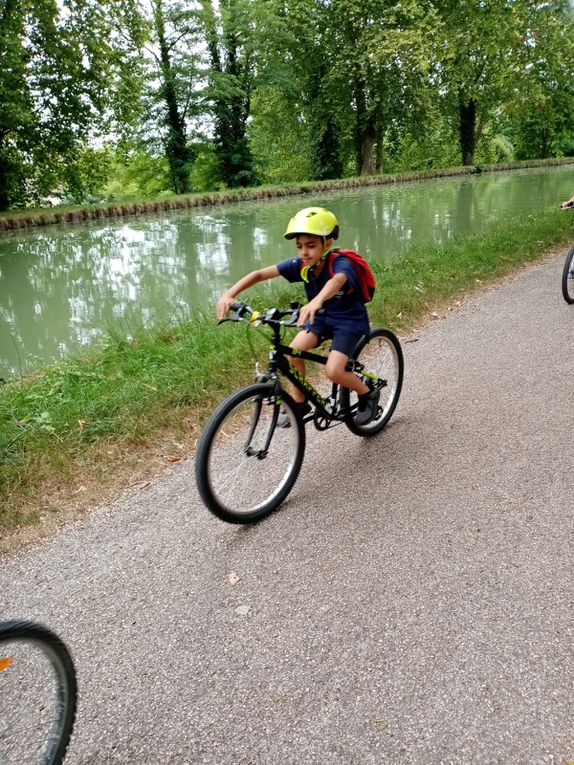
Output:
[{"xmin": 1, "ymin": 250, "xmax": 573, "ymax": 765}]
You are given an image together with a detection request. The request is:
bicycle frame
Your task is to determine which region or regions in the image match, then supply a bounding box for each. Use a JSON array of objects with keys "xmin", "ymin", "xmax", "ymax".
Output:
[
  {"xmin": 272, "ymin": 342, "xmax": 339, "ymax": 418},
  {"xmin": 256, "ymin": 317, "xmax": 375, "ymax": 425},
  {"xmin": 221, "ymin": 302, "xmax": 387, "ymax": 447},
  {"xmin": 243, "ymin": 343, "xmax": 337, "ymax": 461}
]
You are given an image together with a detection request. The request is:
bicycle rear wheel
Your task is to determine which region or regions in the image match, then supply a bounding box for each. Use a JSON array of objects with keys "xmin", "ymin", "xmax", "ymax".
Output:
[
  {"xmin": 195, "ymin": 383, "xmax": 306, "ymax": 523},
  {"xmin": 0, "ymin": 620, "xmax": 77, "ymax": 765},
  {"xmin": 561, "ymin": 244, "xmax": 574, "ymax": 304},
  {"xmin": 341, "ymin": 327, "xmax": 404, "ymax": 437}
]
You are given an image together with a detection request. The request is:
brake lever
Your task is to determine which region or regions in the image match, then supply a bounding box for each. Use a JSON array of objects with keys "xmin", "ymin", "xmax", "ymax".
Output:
[
  {"xmin": 283, "ymin": 309, "xmax": 300, "ymax": 327},
  {"xmin": 218, "ymin": 303, "xmax": 250, "ymax": 324}
]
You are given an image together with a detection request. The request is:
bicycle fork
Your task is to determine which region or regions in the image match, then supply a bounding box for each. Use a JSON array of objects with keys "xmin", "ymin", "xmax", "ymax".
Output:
[{"xmin": 243, "ymin": 383, "xmax": 282, "ymax": 460}]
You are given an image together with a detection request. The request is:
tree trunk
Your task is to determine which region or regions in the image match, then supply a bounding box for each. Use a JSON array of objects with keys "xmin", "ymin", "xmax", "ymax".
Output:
[
  {"xmin": 539, "ymin": 126, "xmax": 551, "ymax": 159},
  {"xmin": 0, "ymin": 153, "xmax": 11, "ymax": 212},
  {"xmin": 360, "ymin": 133, "xmax": 374, "ymax": 175},
  {"xmin": 352, "ymin": 68, "xmax": 377, "ymax": 176},
  {"xmin": 459, "ymin": 96, "xmax": 476, "ymax": 166},
  {"xmin": 311, "ymin": 114, "xmax": 342, "ymax": 180},
  {"xmin": 374, "ymin": 134, "xmax": 384, "ymax": 174},
  {"xmin": 154, "ymin": 0, "xmax": 190, "ymax": 194},
  {"xmin": 202, "ymin": 1, "xmax": 255, "ymax": 188}
]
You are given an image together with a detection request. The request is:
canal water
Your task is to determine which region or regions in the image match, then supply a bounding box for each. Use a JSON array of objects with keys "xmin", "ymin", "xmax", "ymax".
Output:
[{"xmin": 1, "ymin": 165, "xmax": 573, "ymax": 379}]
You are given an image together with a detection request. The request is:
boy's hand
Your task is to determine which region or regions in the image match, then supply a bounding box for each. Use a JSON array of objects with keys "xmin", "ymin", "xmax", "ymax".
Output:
[
  {"xmin": 216, "ymin": 294, "xmax": 236, "ymax": 320},
  {"xmin": 297, "ymin": 298, "xmax": 322, "ymax": 327}
]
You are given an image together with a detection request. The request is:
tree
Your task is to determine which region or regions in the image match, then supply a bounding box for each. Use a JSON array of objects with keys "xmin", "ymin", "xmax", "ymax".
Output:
[
  {"xmin": 148, "ymin": 0, "xmax": 196, "ymax": 193},
  {"xmin": 431, "ymin": 0, "xmax": 520, "ymax": 166},
  {"xmin": 199, "ymin": 0, "xmax": 257, "ymax": 188},
  {"xmin": 330, "ymin": 0, "xmax": 438, "ymax": 175},
  {"xmin": 507, "ymin": 1, "xmax": 574, "ymax": 159},
  {"xmin": 249, "ymin": 86, "xmax": 312, "ymax": 183},
  {"xmin": 250, "ymin": 0, "xmax": 345, "ymax": 181},
  {"xmin": 0, "ymin": 0, "xmax": 144, "ymax": 210},
  {"xmin": 124, "ymin": 0, "xmax": 204, "ymax": 196},
  {"xmin": 251, "ymin": 0, "xmax": 438, "ymax": 180}
]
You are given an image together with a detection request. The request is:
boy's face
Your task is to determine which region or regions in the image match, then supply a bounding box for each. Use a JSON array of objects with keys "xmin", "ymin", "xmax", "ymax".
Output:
[{"xmin": 295, "ymin": 234, "xmax": 331, "ymax": 267}]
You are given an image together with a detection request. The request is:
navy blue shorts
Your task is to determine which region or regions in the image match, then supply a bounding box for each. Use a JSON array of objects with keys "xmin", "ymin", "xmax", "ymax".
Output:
[{"xmin": 302, "ymin": 315, "xmax": 368, "ymax": 357}]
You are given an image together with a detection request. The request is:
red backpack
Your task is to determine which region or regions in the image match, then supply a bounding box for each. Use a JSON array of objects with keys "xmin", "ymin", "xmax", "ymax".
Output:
[{"xmin": 327, "ymin": 248, "xmax": 376, "ymax": 303}]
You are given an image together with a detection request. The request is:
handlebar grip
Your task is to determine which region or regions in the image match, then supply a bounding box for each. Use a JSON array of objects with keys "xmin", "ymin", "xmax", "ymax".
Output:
[{"xmin": 230, "ymin": 302, "xmax": 252, "ymax": 318}]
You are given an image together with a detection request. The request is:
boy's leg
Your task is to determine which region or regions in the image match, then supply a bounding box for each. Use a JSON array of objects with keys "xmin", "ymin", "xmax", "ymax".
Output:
[
  {"xmin": 276, "ymin": 330, "xmax": 319, "ymax": 428},
  {"xmin": 326, "ymin": 349, "xmax": 380, "ymax": 424},
  {"xmin": 325, "ymin": 350, "xmax": 369, "ymax": 395}
]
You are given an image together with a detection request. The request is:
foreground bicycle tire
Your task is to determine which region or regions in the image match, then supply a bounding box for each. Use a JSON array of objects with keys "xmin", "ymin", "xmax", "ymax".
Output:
[
  {"xmin": 195, "ymin": 383, "xmax": 306, "ymax": 523},
  {"xmin": 341, "ymin": 327, "xmax": 404, "ymax": 437},
  {"xmin": 0, "ymin": 620, "xmax": 77, "ymax": 765},
  {"xmin": 561, "ymin": 244, "xmax": 574, "ymax": 304}
]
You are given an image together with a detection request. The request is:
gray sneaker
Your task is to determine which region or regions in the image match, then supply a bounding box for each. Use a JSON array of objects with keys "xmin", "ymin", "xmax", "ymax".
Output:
[
  {"xmin": 355, "ymin": 389, "xmax": 380, "ymax": 425},
  {"xmin": 277, "ymin": 401, "xmax": 311, "ymax": 428}
]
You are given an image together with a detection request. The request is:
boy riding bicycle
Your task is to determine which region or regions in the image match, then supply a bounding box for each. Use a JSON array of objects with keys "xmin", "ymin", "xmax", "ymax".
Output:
[{"xmin": 215, "ymin": 206, "xmax": 380, "ymax": 426}]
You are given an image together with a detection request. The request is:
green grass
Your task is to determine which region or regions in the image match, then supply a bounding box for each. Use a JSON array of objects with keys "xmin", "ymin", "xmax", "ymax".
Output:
[{"xmin": 1, "ymin": 206, "xmax": 572, "ymax": 532}]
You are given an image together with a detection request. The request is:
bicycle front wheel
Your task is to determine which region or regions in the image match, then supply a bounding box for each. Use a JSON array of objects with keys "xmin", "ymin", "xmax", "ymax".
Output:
[
  {"xmin": 561, "ymin": 244, "xmax": 574, "ymax": 304},
  {"xmin": 0, "ymin": 621, "xmax": 77, "ymax": 765},
  {"xmin": 195, "ymin": 383, "xmax": 306, "ymax": 523},
  {"xmin": 341, "ymin": 327, "xmax": 404, "ymax": 437}
]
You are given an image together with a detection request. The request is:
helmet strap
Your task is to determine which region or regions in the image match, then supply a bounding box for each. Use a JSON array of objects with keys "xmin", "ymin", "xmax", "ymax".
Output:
[{"xmin": 301, "ymin": 240, "xmax": 331, "ymax": 283}]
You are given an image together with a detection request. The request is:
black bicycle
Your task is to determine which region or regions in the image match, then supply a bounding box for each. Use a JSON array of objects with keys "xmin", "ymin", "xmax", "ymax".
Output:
[
  {"xmin": 561, "ymin": 200, "xmax": 574, "ymax": 304},
  {"xmin": 195, "ymin": 302, "xmax": 404, "ymax": 524},
  {"xmin": 0, "ymin": 620, "xmax": 77, "ymax": 765}
]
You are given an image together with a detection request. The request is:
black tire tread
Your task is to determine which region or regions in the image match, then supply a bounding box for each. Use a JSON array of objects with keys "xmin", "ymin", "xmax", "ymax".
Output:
[
  {"xmin": 0, "ymin": 620, "xmax": 77, "ymax": 765},
  {"xmin": 561, "ymin": 244, "xmax": 574, "ymax": 304},
  {"xmin": 341, "ymin": 327, "xmax": 404, "ymax": 437}
]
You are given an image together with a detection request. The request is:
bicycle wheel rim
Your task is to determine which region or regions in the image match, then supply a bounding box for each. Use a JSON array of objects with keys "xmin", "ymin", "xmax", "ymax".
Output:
[
  {"xmin": 196, "ymin": 385, "xmax": 305, "ymax": 522},
  {"xmin": 344, "ymin": 329, "xmax": 404, "ymax": 436},
  {"xmin": 0, "ymin": 621, "xmax": 77, "ymax": 765},
  {"xmin": 562, "ymin": 246, "xmax": 574, "ymax": 303}
]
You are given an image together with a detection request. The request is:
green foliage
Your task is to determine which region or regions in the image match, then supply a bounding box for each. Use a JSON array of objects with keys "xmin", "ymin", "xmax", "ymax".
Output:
[
  {"xmin": 427, "ymin": 0, "xmax": 574, "ymax": 166},
  {"xmin": 0, "ymin": 0, "xmax": 144, "ymax": 210},
  {"xmin": 506, "ymin": 2, "xmax": 574, "ymax": 160},
  {"xmin": 485, "ymin": 134, "xmax": 515, "ymax": 164},
  {"xmin": 249, "ymin": 87, "xmax": 312, "ymax": 183},
  {"xmin": 383, "ymin": 119, "xmax": 460, "ymax": 173},
  {"xmin": 102, "ymin": 151, "xmax": 173, "ymax": 202},
  {"xmin": 188, "ymin": 143, "xmax": 225, "ymax": 192}
]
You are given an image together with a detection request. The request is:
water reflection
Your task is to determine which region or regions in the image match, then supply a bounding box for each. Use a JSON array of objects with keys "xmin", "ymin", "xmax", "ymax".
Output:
[{"xmin": 1, "ymin": 165, "xmax": 573, "ymax": 378}]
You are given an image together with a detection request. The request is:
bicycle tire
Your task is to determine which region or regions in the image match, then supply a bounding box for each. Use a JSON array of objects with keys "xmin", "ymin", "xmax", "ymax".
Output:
[
  {"xmin": 195, "ymin": 383, "xmax": 306, "ymax": 523},
  {"xmin": 0, "ymin": 620, "xmax": 77, "ymax": 765},
  {"xmin": 561, "ymin": 244, "xmax": 574, "ymax": 304},
  {"xmin": 340, "ymin": 327, "xmax": 404, "ymax": 437}
]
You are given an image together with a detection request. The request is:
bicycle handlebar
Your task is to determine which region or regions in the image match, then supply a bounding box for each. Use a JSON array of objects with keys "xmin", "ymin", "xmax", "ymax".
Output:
[{"xmin": 224, "ymin": 301, "xmax": 301, "ymax": 327}]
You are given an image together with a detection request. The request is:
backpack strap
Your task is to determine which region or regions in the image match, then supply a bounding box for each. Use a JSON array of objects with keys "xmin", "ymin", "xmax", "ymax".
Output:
[
  {"xmin": 328, "ymin": 248, "xmax": 375, "ymax": 303},
  {"xmin": 327, "ymin": 248, "xmax": 356, "ymax": 296}
]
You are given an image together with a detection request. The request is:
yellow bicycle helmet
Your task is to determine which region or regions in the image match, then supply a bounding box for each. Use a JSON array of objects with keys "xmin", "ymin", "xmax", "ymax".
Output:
[{"xmin": 283, "ymin": 207, "xmax": 339, "ymax": 240}]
